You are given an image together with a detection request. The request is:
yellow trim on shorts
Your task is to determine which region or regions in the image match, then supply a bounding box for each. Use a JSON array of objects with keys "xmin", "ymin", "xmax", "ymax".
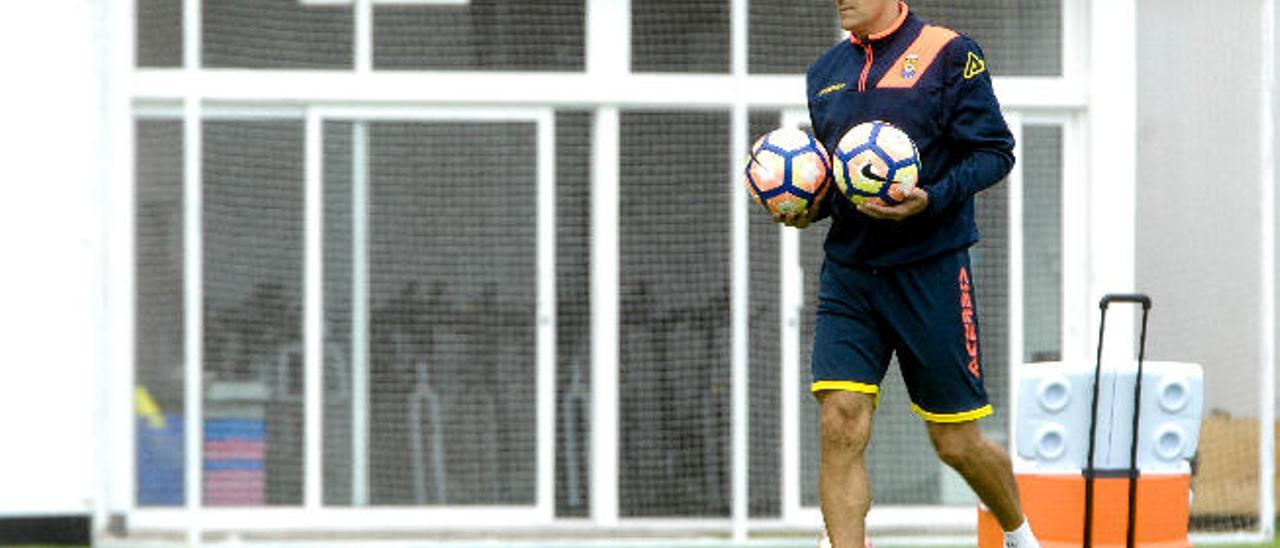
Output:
[
  {"xmin": 911, "ymin": 403, "xmax": 994, "ymax": 423},
  {"xmin": 811, "ymin": 380, "xmax": 879, "ymax": 396},
  {"xmin": 811, "ymin": 381, "xmax": 881, "ymax": 407}
]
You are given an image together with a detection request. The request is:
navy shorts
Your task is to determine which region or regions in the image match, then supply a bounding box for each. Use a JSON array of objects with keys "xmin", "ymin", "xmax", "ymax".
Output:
[{"xmin": 810, "ymin": 248, "xmax": 992, "ymax": 422}]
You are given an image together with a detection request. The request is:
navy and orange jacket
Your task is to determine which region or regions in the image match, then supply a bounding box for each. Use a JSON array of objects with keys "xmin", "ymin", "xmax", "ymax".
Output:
[{"xmin": 807, "ymin": 3, "xmax": 1014, "ymax": 268}]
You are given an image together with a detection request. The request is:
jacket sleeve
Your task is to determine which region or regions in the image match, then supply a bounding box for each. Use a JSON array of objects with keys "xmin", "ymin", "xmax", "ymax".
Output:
[{"xmin": 923, "ymin": 36, "xmax": 1015, "ymax": 217}]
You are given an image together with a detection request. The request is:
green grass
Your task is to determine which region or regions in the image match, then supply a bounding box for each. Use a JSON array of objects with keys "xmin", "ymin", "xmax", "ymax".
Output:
[
  {"xmin": 70, "ymin": 539, "xmax": 1280, "ymax": 547},
  {"xmin": 1216, "ymin": 544, "xmax": 1280, "ymax": 548},
  {"xmin": 80, "ymin": 541, "xmax": 1280, "ymax": 548}
]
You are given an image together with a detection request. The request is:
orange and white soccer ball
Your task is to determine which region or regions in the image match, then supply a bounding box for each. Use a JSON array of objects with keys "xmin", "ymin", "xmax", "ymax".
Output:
[
  {"xmin": 832, "ymin": 120, "xmax": 921, "ymax": 206},
  {"xmin": 743, "ymin": 127, "xmax": 831, "ymax": 216}
]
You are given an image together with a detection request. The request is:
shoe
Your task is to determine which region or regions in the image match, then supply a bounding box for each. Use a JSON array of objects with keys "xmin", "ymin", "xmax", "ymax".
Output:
[{"xmin": 817, "ymin": 531, "xmax": 874, "ymax": 548}]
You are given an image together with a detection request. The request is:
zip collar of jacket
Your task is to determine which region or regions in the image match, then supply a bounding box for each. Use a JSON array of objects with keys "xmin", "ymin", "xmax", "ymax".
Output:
[{"xmin": 848, "ymin": 1, "xmax": 910, "ymax": 46}]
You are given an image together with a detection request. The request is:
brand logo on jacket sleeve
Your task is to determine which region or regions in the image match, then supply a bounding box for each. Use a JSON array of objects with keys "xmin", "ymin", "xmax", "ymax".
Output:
[{"xmin": 963, "ymin": 51, "xmax": 987, "ymax": 79}]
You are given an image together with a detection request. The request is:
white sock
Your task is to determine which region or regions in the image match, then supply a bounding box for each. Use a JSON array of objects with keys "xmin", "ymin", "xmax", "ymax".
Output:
[{"xmin": 1003, "ymin": 518, "xmax": 1039, "ymax": 548}]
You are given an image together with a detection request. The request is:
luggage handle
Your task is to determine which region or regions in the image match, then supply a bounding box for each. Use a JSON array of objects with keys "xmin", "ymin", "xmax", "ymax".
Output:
[
  {"xmin": 1100, "ymin": 293, "xmax": 1152, "ymax": 311},
  {"xmin": 1083, "ymin": 293, "xmax": 1152, "ymax": 548}
]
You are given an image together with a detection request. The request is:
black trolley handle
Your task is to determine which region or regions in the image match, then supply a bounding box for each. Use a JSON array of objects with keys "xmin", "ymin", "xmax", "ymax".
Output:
[{"xmin": 1082, "ymin": 293, "xmax": 1152, "ymax": 548}]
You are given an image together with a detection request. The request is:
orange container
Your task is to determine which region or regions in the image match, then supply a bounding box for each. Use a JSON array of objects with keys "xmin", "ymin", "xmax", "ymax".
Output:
[{"xmin": 977, "ymin": 473, "xmax": 1191, "ymax": 548}]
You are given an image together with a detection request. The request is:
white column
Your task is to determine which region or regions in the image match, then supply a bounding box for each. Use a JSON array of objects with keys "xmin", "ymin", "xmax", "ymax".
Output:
[
  {"xmin": 181, "ymin": 98, "xmax": 204, "ymax": 547},
  {"xmin": 1086, "ymin": 0, "xmax": 1138, "ymax": 362},
  {"xmin": 1005, "ymin": 115, "xmax": 1025, "ymax": 445},
  {"xmin": 1259, "ymin": 0, "xmax": 1276, "ymax": 539},
  {"xmin": 778, "ymin": 110, "xmax": 811, "ymax": 524},
  {"xmin": 304, "ymin": 108, "xmax": 325, "ymax": 510},
  {"xmin": 536, "ymin": 111, "xmax": 558, "ymax": 519},
  {"xmin": 182, "ymin": 0, "xmax": 203, "ymax": 543},
  {"xmin": 729, "ymin": 0, "xmax": 749, "ymax": 542},
  {"xmin": 1055, "ymin": 0, "xmax": 1092, "ymax": 367},
  {"xmin": 590, "ymin": 108, "xmax": 620, "ymax": 525},
  {"xmin": 586, "ymin": 0, "xmax": 629, "ymax": 76},
  {"xmin": 353, "ymin": 0, "xmax": 372, "ymax": 73},
  {"xmin": 1059, "ymin": 113, "xmax": 1089, "ymax": 364},
  {"xmin": 779, "ymin": 225, "xmax": 802, "ymax": 521},
  {"xmin": 98, "ymin": 0, "xmax": 137, "ymax": 530},
  {"xmin": 586, "ymin": 0, "xmax": 627, "ymax": 525}
]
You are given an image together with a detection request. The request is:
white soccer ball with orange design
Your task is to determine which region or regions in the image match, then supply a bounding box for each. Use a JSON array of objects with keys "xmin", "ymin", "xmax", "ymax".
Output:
[
  {"xmin": 743, "ymin": 127, "xmax": 831, "ymax": 216},
  {"xmin": 832, "ymin": 120, "xmax": 921, "ymax": 206}
]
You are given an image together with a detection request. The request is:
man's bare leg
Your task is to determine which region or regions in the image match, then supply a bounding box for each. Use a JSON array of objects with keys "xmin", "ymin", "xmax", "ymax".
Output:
[
  {"xmin": 817, "ymin": 390, "xmax": 876, "ymax": 547},
  {"xmin": 926, "ymin": 421, "xmax": 1024, "ymax": 531}
]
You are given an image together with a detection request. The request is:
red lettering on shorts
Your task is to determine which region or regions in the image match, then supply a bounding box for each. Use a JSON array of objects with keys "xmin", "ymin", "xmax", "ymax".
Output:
[{"xmin": 958, "ymin": 266, "xmax": 980, "ymax": 378}]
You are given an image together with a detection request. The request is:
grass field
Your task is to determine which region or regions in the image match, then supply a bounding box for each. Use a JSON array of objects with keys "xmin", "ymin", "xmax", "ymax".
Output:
[
  {"xmin": 45, "ymin": 542, "xmax": 1280, "ymax": 548},
  {"xmin": 60, "ymin": 542, "xmax": 1280, "ymax": 548},
  {"xmin": 65, "ymin": 530, "xmax": 1280, "ymax": 548}
]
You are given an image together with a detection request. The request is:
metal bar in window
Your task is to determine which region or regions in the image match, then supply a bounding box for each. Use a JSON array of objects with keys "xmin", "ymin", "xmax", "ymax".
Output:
[
  {"xmin": 730, "ymin": 0, "xmax": 749, "ymax": 541},
  {"xmin": 304, "ymin": 108, "xmax": 325, "ymax": 510},
  {"xmin": 296, "ymin": 0, "xmax": 468, "ymax": 5},
  {"xmin": 586, "ymin": 0, "xmax": 626, "ymax": 526},
  {"xmin": 590, "ymin": 107, "xmax": 620, "ymax": 526},
  {"xmin": 354, "ymin": 0, "xmax": 372, "ymax": 73},
  {"xmin": 1005, "ymin": 113, "xmax": 1025, "ymax": 450},
  {"xmin": 182, "ymin": 0, "xmax": 203, "ymax": 538},
  {"xmin": 351, "ymin": 121, "xmax": 370, "ymax": 506},
  {"xmin": 181, "ymin": 96, "xmax": 204, "ymax": 543},
  {"xmin": 779, "ymin": 109, "xmax": 809, "ymax": 525},
  {"xmin": 536, "ymin": 111, "xmax": 557, "ymax": 519}
]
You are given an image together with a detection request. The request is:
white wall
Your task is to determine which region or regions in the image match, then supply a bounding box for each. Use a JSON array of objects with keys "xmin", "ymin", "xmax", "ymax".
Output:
[
  {"xmin": 0, "ymin": 0, "xmax": 99, "ymax": 515},
  {"xmin": 1136, "ymin": 0, "xmax": 1266, "ymax": 418}
]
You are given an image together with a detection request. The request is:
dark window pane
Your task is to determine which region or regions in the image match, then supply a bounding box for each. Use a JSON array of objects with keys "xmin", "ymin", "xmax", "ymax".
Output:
[
  {"xmin": 202, "ymin": 121, "xmax": 305, "ymax": 506},
  {"xmin": 749, "ymin": 1, "xmax": 838, "ymax": 74},
  {"xmin": 555, "ymin": 111, "xmax": 592, "ymax": 516},
  {"xmin": 203, "ymin": 0, "xmax": 352, "ymax": 69},
  {"xmin": 137, "ymin": 0, "xmax": 182, "ymax": 67},
  {"xmin": 365, "ymin": 122, "xmax": 538, "ymax": 505},
  {"xmin": 322, "ymin": 121, "xmax": 356, "ymax": 506},
  {"xmin": 747, "ymin": 111, "xmax": 782, "ymax": 516},
  {"xmin": 619, "ymin": 111, "xmax": 731, "ymax": 516},
  {"xmin": 374, "ymin": 1, "xmax": 584, "ymax": 71},
  {"xmin": 632, "ymin": 0, "xmax": 729, "ymax": 73},
  {"xmin": 1023, "ymin": 125, "xmax": 1063, "ymax": 363},
  {"xmin": 135, "ymin": 120, "xmax": 185, "ymax": 506},
  {"xmin": 912, "ymin": 0, "xmax": 1062, "ymax": 77}
]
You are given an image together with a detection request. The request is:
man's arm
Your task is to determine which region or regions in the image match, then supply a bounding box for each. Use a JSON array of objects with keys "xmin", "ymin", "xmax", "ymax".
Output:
[{"xmin": 920, "ymin": 37, "xmax": 1015, "ymax": 217}]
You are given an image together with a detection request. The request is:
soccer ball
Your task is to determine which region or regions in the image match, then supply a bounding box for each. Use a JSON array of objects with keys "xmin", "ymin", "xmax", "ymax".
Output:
[
  {"xmin": 743, "ymin": 127, "xmax": 831, "ymax": 216},
  {"xmin": 832, "ymin": 120, "xmax": 920, "ymax": 206}
]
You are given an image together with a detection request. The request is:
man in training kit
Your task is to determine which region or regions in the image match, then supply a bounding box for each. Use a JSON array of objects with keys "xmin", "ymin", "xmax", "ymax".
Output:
[{"xmin": 774, "ymin": 1, "xmax": 1039, "ymax": 547}]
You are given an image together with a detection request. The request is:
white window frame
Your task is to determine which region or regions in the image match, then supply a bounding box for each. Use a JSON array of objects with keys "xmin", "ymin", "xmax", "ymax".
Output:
[
  {"xmin": 101, "ymin": 0, "xmax": 1276, "ymax": 543},
  {"xmin": 121, "ymin": 102, "xmax": 557, "ymax": 534},
  {"xmin": 298, "ymin": 0, "xmax": 468, "ymax": 6}
]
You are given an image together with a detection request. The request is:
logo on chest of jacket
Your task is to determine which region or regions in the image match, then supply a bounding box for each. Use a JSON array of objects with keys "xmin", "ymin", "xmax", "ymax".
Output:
[
  {"xmin": 817, "ymin": 82, "xmax": 847, "ymax": 97},
  {"xmin": 900, "ymin": 54, "xmax": 919, "ymax": 80}
]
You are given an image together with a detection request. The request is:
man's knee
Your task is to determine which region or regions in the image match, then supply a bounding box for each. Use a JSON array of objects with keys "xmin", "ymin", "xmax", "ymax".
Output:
[
  {"xmin": 927, "ymin": 421, "xmax": 984, "ymax": 469},
  {"xmin": 818, "ymin": 391, "xmax": 874, "ymax": 454}
]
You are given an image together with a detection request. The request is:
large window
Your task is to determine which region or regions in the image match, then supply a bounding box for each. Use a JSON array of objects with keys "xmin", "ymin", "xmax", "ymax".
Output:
[{"xmin": 126, "ymin": 0, "xmax": 1081, "ymax": 537}]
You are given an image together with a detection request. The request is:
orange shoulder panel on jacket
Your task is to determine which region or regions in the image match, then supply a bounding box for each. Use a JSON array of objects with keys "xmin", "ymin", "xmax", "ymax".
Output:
[{"xmin": 875, "ymin": 25, "xmax": 958, "ymax": 89}]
